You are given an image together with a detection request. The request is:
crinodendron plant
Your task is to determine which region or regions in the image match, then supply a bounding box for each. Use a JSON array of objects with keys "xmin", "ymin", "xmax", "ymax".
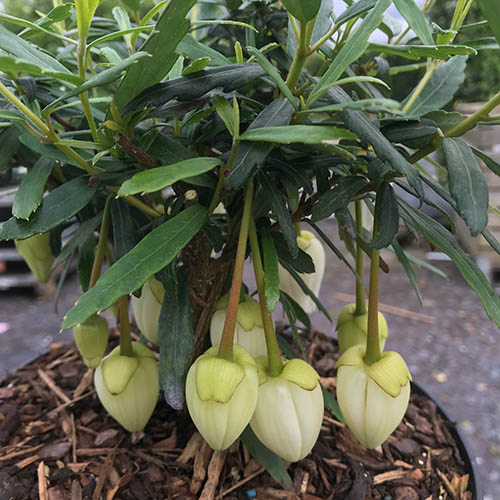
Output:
[{"xmin": 1, "ymin": 0, "xmax": 500, "ymax": 479}]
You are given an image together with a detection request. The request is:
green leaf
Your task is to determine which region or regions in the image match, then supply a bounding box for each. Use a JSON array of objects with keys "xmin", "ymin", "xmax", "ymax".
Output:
[
  {"xmin": 477, "ymin": 0, "xmax": 500, "ymax": 46},
  {"xmin": 282, "ymin": 0, "xmax": 321, "ymax": 22},
  {"xmin": 239, "ymin": 125, "xmax": 355, "ymax": 144},
  {"xmin": 0, "ymin": 126, "xmax": 21, "ymax": 171},
  {"xmin": 278, "ymin": 293, "xmax": 308, "ymax": 359},
  {"xmin": 381, "ymin": 119, "xmax": 437, "ymax": 149},
  {"xmin": 182, "ymin": 57, "xmax": 211, "ymax": 75},
  {"xmin": 300, "ymin": 97, "xmax": 399, "ymax": 115},
  {"xmin": 12, "ymin": 158, "xmax": 52, "ymax": 220},
  {"xmin": 43, "ymin": 52, "xmax": 150, "ymax": 115},
  {"xmin": 177, "ymin": 34, "xmax": 231, "ymax": 67},
  {"xmin": 312, "ymin": 176, "xmax": 367, "ymax": 222},
  {"xmin": 336, "ymin": 0, "xmax": 376, "ymax": 25},
  {"xmin": 442, "ymin": 138, "xmax": 488, "ymax": 236},
  {"xmin": 111, "ymin": 198, "xmax": 141, "ymax": 261},
  {"xmin": 262, "ymin": 229, "xmax": 280, "ymax": 313},
  {"xmin": 391, "ymin": 239, "xmax": 422, "ymax": 304},
  {"xmin": 228, "ymin": 98, "xmax": 294, "ymax": 188},
  {"xmin": 0, "ymin": 24, "xmax": 76, "ymax": 83},
  {"xmin": 403, "ymin": 56, "xmax": 468, "ymax": 116},
  {"xmin": 118, "ymin": 157, "xmax": 223, "ymax": 197},
  {"xmin": 272, "ymin": 233, "xmax": 315, "ymax": 274},
  {"xmin": 158, "ymin": 266, "xmax": 194, "ymax": 410},
  {"xmin": 212, "ymin": 96, "xmax": 235, "ymax": 136},
  {"xmin": 321, "ymin": 385, "xmax": 344, "ymax": 422},
  {"xmin": 425, "ymin": 110, "xmax": 465, "ymax": 135},
  {"xmin": 148, "ymin": 133, "xmax": 196, "ymax": 165},
  {"xmin": 393, "ymin": 0, "xmax": 433, "ymax": 45},
  {"xmin": 260, "ymin": 173, "xmax": 298, "ymax": 258},
  {"xmin": 370, "ymin": 182, "xmax": 399, "ymax": 249},
  {"xmin": 325, "ymin": 86, "xmax": 423, "ymax": 198},
  {"xmin": 75, "ymin": 0, "xmax": 100, "ymax": 40},
  {"xmin": 87, "ymin": 26, "xmax": 155, "ymax": 50},
  {"xmin": 368, "ymin": 43, "xmax": 476, "ymax": 60},
  {"xmin": 241, "ymin": 426, "xmax": 292, "ymax": 488},
  {"xmin": 399, "ymin": 200, "xmax": 500, "ymax": 328},
  {"xmin": 61, "ymin": 205, "xmax": 207, "ymax": 329},
  {"xmin": 124, "ymin": 63, "xmax": 266, "ymax": 115},
  {"xmin": 54, "ymin": 213, "xmax": 103, "ymax": 267},
  {"xmin": 309, "ymin": 0, "xmax": 392, "ymax": 105},
  {"xmin": 114, "ymin": 0, "xmax": 196, "ymax": 111},
  {"xmin": 246, "ymin": 46, "xmax": 297, "ymax": 110},
  {"xmin": 472, "ymin": 147, "xmax": 500, "ymax": 176},
  {"xmin": 0, "ymin": 176, "xmax": 96, "ymax": 241}
]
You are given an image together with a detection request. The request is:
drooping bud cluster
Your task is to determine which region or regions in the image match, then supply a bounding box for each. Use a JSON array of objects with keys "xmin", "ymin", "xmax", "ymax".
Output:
[
  {"xmin": 131, "ymin": 277, "xmax": 165, "ymax": 344},
  {"xmin": 336, "ymin": 345, "xmax": 411, "ymax": 449},
  {"xmin": 336, "ymin": 303, "xmax": 388, "ymax": 354},
  {"xmin": 210, "ymin": 294, "xmax": 268, "ymax": 358},
  {"xmin": 278, "ymin": 230, "xmax": 325, "ymax": 313},
  {"xmin": 94, "ymin": 342, "xmax": 159, "ymax": 433},
  {"xmin": 15, "ymin": 233, "xmax": 54, "ymax": 283}
]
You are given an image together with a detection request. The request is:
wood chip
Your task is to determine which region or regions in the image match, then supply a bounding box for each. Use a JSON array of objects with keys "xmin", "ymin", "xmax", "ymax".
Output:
[
  {"xmin": 38, "ymin": 461, "xmax": 49, "ymax": 500},
  {"xmin": 322, "ymin": 457, "xmax": 348, "ymax": 470},
  {"xmin": 199, "ymin": 450, "xmax": 226, "ymax": 500},
  {"xmin": 436, "ymin": 468, "xmax": 459, "ymax": 500},
  {"xmin": 190, "ymin": 440, "xmax": 212, "ymax": 494},
  {"xmin": 373, "ymin": 469, "xmax": 412, "ymax": 485},
  {"xmin": 15, "ymin": 454, "xmax": 40, "ymax": 469},
  {"xmin": 216, "ymin": 467, "xmax": 264, "ymax": 498},
  {"xmin": 73, "ymin": 369, "xmax": 93, "ymax": 399},
  {"xmin": 177, "ymin": 432, "xmax": 203, "ymax": 463},
  {"xmin": 92, "ymin": 445, "xmax": 119, "ymax": 500},
  {"xmin": 37, "ymin": 368, "xmax": 71, "ymax": 404}
]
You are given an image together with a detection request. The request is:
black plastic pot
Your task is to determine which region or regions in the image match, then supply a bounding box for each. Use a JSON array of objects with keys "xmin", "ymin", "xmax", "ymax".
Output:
[{"xmin": 411, "ymin": 381, "xmax": 483, "ymax": 500}]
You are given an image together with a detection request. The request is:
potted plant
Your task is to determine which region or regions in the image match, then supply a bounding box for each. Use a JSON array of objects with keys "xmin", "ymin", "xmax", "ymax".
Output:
[{"xmin": 0, "ymin": 0, "xmax": 498, "ymax": 497}]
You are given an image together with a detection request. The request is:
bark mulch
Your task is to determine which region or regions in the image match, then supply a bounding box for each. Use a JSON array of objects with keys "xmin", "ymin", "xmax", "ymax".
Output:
[{"xmin": 0, "ymin": 328, "xmax": 474, "ymax": 500}]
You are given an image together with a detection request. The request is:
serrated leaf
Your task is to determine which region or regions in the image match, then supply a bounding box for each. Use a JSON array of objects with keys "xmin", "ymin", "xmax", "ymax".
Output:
[
  {"xmin": 282, "ymin": 0, "xmax": 321, "ymax": 22},
  {"xmin": 239, "ymin": 125, "xmax": 355, "ymax": 144},
  {"xmin": 228, "ymin": 98, "xmax": 294, "ymax": 188},
  {"xmin": 309, "ymin": 0, "xmax": 392, "ymax": 105},
  {"xmin": 118, "ymin": 157, "xmax": 223, "ymax": 197},
  {"xmin": 12, "ymin": 158, "xmax": 53, "ymax": 220},
  {"xmin": 477, "ymin": 0, "xmax": 500, "ymax": 46},
  {"xmin": 260, "ymin": 172, "xmax": 298, "ymax": 258},
  {"xmin": 124, "ymin": 63, "xmax": 266, "ymax": 115},
  {"xmin": 325, "ymin": 86, "xmax": 423, "ymax": 198},
  {"xmin": 442, "ymin": 138, "xmax": 488, "ymax": 236},
  {"xmin": 114, "ymin": 0, "xmax": 196, "ymax": 111},
  {"xmin": 241, "ymin": 426, "xmax": 292, "ymax": 488},
  {"xmin": 399, "ymin": 200, "xmax": 500, "ymax": 327},
  {"xmin": 369, "ymin": 182, "xmax": 399, "ymax": 249},
  {"xmin": 393, "ymin": 0, "xmax": 433, "ymax": 45},
  {"xmin": 0, "ymin": 176, "xmax": 96, "ymax": 241},
  {"xmin": 262, "ymin": 229, "xmax": 280, "ymax": 313},
  {"xmin": 62, "ymin": 205, "xmax": 207, "ymax": 329},
  {"xmin": 312, "ymin": 176, "xmax": 367, "ymax": 222},
  {"xmin": 158, "ymin": 266, "xmax": 193, "ymax": 410},
  {"xmin": 403, "ymin": 56, "xmax": 468, "ymax": 116}
]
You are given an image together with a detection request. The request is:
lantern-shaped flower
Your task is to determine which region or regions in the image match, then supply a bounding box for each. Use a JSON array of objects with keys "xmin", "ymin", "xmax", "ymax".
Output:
[
  {"xmin": 210, "ymin": 294, "xmax": 268, "ymax": 358},
  {"xmin": 250, "ymin": 357, "xmax": 324, "ymax": 462},
  {"xmin": 131, "ymin": 277, "xmax": 165, "ymax": 344},
  {"xmin": 15, "ymin": 233, "xmax": 54, "ymax": 283},
  {"xmin": 278, "ymin": 230, "xmax": 325, "ymax": 313},
  {"xmin": 185, "ymin": 345, "xmax": 258, "ymax": 451},
  {"xmin": 336, "ymin": 304, "xmax": 388, "ymax": 354},
  {"xmin": 73, "ymin": 314, "xmax": 109, "ymax": 369},
  {"xmin": 94, "ymin": 342, "xmax": 159, "ymax": 432},
  {"xmin": 336, "ymin": 345, "xmax": 411, "ymax": 449}
]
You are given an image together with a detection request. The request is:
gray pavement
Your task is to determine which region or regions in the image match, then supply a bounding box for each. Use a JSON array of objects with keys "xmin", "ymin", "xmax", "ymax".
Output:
[{"xmin": 0, "ymin": 220, "xmax": 498, "ymax": 498}]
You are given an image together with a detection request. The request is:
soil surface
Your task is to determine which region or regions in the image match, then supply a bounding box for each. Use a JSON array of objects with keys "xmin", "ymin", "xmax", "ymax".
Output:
[{"xmin": 0, "ymin": 220, "xmax": 499, "ymax": 498}]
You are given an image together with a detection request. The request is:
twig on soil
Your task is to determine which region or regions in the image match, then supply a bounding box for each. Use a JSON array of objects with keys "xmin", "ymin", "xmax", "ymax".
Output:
[
  {"xmin": 333, "ymin": 292, "xmax": 436, "ymax": 324},
  {"xmin": 217, "ymin": 467, "xmax": 265, "ymax": 498},
  {"xmin": 436, "ymin": 468, "xmax": 459, "ymax": 500},
  {"xmin": 37, "ymin": 461, "xmax": 49, "ymax": 500},
  {"xmin": 48, "ymin": 390, "xmax": 95, "ymax": 417},
  {"xmin": 37, "ymin": 368, "xmax": 71, "ymax": 404},
  {"xmin": 199, "ymin": 450, "xmax": 227, "ymax": 500}
]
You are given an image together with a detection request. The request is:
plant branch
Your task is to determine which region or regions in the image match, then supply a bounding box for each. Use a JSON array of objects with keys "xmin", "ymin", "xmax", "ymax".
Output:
[
  {"xmin": 217, "ymin": 180, "xmax": 255, "ymax": 360},
  {"xmin": 119, "ymin": 295, "xmax": 134, "ymax": 357},
  {"xmin": 77, "ymin": 42, "xmax": 99, "ymax": 142},
  {"xmin": 354, "ymin": 200, "xmax": 367, "ymax": 316},
  {"xmin": 285, "ymin": 20, "xmax": 312, "ymax": 91},
  {"xmin": 248, "ymin": 217, "xmax": 283, "ymax": 377}
]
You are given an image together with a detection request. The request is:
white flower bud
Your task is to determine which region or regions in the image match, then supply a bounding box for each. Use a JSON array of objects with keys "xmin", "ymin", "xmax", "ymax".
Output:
[
  {"xmin": 278, "ymin": 231, "xmax": 325, "ymax": 313},
  {"xmin": 185, "ymin": 345, "xmax": 258, "ymax": 451},
  {"xmin": 336, "ymin": 303, "xmax": 388, "ymax": 354},
  {"xmin": 210, "ymin": 294, "xmax": 268, "ymax": 358},
  {"xmin": 94, "ymin": 342, "xmax": 159, "ymax": 432},
  {"xmin": 336, "ymin": 345, "xmax": 412, "ymax": 449},
  {"xmin": 250, "ymin": 358, "xmax": 324, "ymax": 462},
  {"xmin": 15, "ymin": 233, "xmax": 55, "ymax": 283},
  {"xmin": 131, "ymin": 277, "xmax": 165, "ymax": 344}
]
